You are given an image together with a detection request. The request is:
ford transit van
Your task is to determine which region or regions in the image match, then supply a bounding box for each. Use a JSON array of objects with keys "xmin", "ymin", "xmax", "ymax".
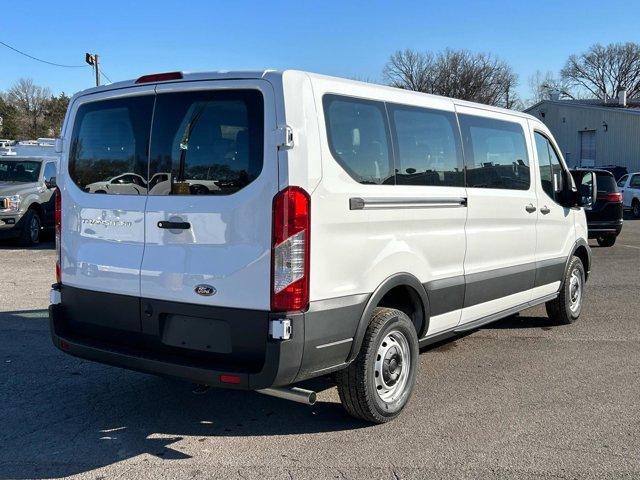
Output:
[{"xmin": 49, "ymin": 70, "xmax": 595, "ymax": 423}]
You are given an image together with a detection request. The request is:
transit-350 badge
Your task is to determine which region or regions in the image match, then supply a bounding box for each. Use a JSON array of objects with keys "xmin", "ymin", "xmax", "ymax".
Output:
[{"xmin": 195, "ymin": 284, "xmax": 216, "ymax": 296}]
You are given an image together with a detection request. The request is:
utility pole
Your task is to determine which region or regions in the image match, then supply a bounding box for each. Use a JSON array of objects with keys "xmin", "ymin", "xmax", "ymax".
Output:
[{"xmin": 85, "ymin": 53, "xmax": 100, "ymax": 87}]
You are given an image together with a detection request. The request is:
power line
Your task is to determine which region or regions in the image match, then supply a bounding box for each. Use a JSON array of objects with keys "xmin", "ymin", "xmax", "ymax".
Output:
[
  {"xmin": 0, "ymin": 40, "xmax": 88, "ymax": 68},
  {"xmin": 99, "ymin": 68, "xmax": 114, "ymax": 84}
]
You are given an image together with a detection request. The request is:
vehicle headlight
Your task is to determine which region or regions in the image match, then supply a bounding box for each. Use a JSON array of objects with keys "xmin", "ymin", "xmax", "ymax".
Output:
[{"xmin": 4, "ymin": 195, "xmax": 21, "ymax": 212}]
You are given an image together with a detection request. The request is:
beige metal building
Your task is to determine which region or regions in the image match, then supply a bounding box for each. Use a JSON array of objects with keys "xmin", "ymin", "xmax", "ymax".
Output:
[{"xmin": 525, "ymin": 92, "xmax": 640, "ymax": 173}]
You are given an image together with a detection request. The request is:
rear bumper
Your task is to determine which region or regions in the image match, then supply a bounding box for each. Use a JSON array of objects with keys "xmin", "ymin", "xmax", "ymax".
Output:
[
  {"xmin": 49, "ymin": 285, "xmax": 365, "ymax": 389},
  {"xmin": 587, "ymin": 219, "xmax": 623, "ymax": 238}
]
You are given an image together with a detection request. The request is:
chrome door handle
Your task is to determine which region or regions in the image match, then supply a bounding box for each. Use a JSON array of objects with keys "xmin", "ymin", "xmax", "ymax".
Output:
[
  {"xmin": 525, "ymin": 204, "xmax": 537, "ymax": 213},
  {"xmin": 540, "ymin": 206, "xmax": 551, "ymax": 215}
]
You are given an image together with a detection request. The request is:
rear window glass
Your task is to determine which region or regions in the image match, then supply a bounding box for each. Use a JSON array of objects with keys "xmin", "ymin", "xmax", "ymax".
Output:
[
  {"xmin": 459, "ymin": 115, "xmax": 530, "ymax": 190},
  {"xmin": 323, "ymin": 95, "xmax": 393, "ymax": 185},
  {"xmin": 69, "ymin": 96, "xmax": 154, "ymax": 194},
  {"xmin": 149, "ymin": 89, "xmax": 264, "ymax": 195},
  {"xmin": 595, "ymin": 172, "xmax": 617, "ymax": 193}
]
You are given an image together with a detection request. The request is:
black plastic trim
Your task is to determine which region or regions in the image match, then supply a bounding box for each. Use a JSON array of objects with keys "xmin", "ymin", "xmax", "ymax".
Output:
[
  {"xmin": 567, "ymin": 237, "xmax": 592, "ymax": 280},
  {"xmin": 345, "ymin": 273, "xmax": 429, "ymax": 363},
  {"xmin": 534, "ymin": 257, "xmax": 567, "ymax": 288},
  {"xmin": 294, "ymin": 294, "xmax": 368, "ymax": 382},
  {"xmin": 463, "ymin": 262, "xmax": 536, "ymax": 308},
  {"xmin": 423, "ymin": 275, "xmax": 465, "ymax": 316},
  {"xmin": 50, "ymin": 285, "xmax": 305, "ymax": 390}
]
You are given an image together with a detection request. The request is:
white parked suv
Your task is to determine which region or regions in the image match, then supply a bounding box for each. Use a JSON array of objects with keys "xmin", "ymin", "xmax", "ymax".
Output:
[
  {"xmin": 49, "ymin": 70, "xmax": 595, "ymax": 423},
  {"xmin": 616, "ymin": 172, "xmax": 640, "ymax": 217}
]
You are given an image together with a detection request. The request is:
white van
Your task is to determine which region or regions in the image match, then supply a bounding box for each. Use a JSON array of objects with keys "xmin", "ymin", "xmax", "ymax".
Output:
[{"xmin": 49, "ymin": 70, "xmax": 595, "ymax": 423}]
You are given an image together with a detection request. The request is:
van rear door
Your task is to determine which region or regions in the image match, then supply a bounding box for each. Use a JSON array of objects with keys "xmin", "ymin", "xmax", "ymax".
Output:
[
  {"xmin": 140, "ymin": 80, "xmax": 279, "ymax": 310},
  {"xmin": 61, "ymin": 85, "xmax": 155, "ymax": 333},
  {"xmin": 63, "ymin": 86, "xmax": 155, "ymax": 297}
]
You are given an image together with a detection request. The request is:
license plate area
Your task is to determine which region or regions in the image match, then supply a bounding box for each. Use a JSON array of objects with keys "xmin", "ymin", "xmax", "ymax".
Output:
[{"xmin": 161, "ymin": 315, "xmax": 232, "ymax": 353}]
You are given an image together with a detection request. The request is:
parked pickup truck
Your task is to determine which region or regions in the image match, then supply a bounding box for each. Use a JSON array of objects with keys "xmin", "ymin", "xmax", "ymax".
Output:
[{"xmin": 0, "ymin": 156, "xmax": 58, "ymax": 246}]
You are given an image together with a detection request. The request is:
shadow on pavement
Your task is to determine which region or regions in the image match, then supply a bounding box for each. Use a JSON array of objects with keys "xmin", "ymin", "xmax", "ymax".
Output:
[
  {"xmin": 0, "ymin": 309, "xmax": 367, "ymax": 479},
  {"xmin": 0, "ymin": 240, "xmax": 55, "ymax": 250},
  {"xmin": 485, "ymin": 314, "xmax": 563, "ymax": 330}
]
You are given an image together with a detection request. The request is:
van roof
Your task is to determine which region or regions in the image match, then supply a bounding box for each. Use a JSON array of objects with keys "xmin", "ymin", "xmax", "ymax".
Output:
[{"xmin": 72, "ymin": 69, "xmax": 537, "ymax": 122}]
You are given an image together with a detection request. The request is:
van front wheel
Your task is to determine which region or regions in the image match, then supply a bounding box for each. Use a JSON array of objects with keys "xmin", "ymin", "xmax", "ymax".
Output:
[
  {"xmin": 545, "ymin": 256, "xmax": 585, "ymax": 324},
  {"xmin": 336, "ymin": 307, "xmax": 418, "ymax": 424}
]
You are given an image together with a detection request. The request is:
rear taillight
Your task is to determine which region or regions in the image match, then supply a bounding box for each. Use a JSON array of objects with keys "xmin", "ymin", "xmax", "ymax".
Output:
[
  {"xmin": 597, "ymin": 192, "xmax": 623, "ymax": 203},
  {"xmin": 271, "ymin": 187, "xmax": 310, "ymax": 312},
  {"xmin": 54, "ymin": 188, "xmax": 61, "ymax": 283}
]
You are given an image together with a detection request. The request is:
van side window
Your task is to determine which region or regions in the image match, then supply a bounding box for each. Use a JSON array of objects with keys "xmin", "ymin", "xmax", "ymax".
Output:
[
  {"xmin": 69, "ymin": 96, "xmax": 154, "ymax": 194},
  {"xmin": 389, "ymin": 105, "xmax": 463, "ymax": 187},
  {"xmin": 149, "ymin": 89, "xmax": 264, "ymax": 195},
  {"xmin": 534, "ymin": 132, "xmax": 555, "ymax": 199},
  {"xmin": 534, "ymin": 132, "xmax": 567, "ymax": 202},
  {"xmin": 323, "ymin": 95, "xmax": 393, "ymax": 185},
  {"xmin": 459, "ymin": 115, "xmax": 530, "ymax": 190}
]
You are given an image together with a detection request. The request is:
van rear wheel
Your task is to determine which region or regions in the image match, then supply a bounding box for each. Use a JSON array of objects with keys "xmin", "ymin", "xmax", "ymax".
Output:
[
  {"xmin": 545, "ymin": 256, "xmax": 585, "ymax": 324},
  {"xmin": 336, "ymin": 307, "xmax": 418, "ymax": 424}
]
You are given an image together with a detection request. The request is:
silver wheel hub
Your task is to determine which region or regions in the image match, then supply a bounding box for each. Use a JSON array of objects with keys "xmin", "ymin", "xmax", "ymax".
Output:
[
  {"xmin": 374, "ymin": 331, "xmax": 410, "ymax": 403},
  {"xmin": 569, "ymin": 268, "xmax": 583, "ymax": 314}
]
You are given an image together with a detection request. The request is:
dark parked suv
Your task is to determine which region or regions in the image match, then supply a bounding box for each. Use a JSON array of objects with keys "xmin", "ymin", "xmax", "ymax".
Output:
[{"xmin": 572, "ymin": 168, "xmax": 623, "ymax": 247}]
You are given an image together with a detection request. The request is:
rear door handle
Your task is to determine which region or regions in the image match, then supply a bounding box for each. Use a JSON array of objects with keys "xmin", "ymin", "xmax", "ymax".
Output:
[
  {"xmin": 540, "ymin": 206, "xmax": 551, "ymax": 215},
  {"xmin": 525, "ymin": 204, "xmax": 537, "ymax": 213},
  {"xmin": 157, "ymin": 221, "xmax": 190, "ymax": 230}
]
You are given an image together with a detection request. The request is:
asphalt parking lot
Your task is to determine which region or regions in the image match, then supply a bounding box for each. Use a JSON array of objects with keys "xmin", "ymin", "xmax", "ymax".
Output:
[{"xmin": 1, "ymin": 220, "xmax": 639, "ymax": 480}]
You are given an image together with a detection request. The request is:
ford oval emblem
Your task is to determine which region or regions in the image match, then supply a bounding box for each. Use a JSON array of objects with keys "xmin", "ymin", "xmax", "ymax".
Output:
[{"xmin": 195, "ymin": 284, "xmax": 216, "ymax": 296}]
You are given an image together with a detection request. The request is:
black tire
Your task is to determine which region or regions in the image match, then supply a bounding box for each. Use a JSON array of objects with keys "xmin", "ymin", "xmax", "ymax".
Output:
[
  {"xmin": 336, "ymin": 307, "xmax": 419, "ymax": 424},
  {"xmin": 633, "ymin": 199, "xmax": 640, "ymax": 219},
  {"xmin": 596, "ymin": 234, "xmax": 617, "ymax": 247},
  {"xmin": 545, "ymin": 256, "xmax": 586, "ymax": 325},
  {"xmin": 18, "ymin": 209, "xmax": 41, "ymax": 247}
]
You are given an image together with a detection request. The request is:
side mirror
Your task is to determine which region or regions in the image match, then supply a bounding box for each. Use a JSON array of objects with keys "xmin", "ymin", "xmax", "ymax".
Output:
[
  {"xmin": 45, "ymin": 176, "xmax": 57, "ymax": 189},
  {"xmin": 570, "ymin": 170, "xmax": 596, "ymax": 210},
  {"xmin": 54, "ymin": 138, "xmax": 63, "ymax": 154}
]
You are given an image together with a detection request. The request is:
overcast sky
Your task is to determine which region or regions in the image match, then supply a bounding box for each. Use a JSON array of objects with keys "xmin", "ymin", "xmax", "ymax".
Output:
[{"xmin": 2, "ymin": 0, "xmax": 639, "ymax": 101}]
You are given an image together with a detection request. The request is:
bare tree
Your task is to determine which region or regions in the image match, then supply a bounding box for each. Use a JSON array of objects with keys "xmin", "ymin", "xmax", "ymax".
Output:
[
  {"xmin": 383, "ymin": 49, "xmax": 434, "ymax": 92},
  {"xmin": 561, "ymin": 42, "xmax": 640, "ymax": 100},
  {"xmin": 527, "ymin": 70, "xmax": 576, "ymax": 105},
  {"xmin": 7, "ymin": 78, "xmax": 51, "ymax": 139},
  {"xmin": 383, "ymin": 48, "xmax": 519, "ymax": 108}
]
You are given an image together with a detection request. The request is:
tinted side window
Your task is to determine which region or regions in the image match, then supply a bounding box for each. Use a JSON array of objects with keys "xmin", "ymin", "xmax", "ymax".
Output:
[
  {"xmin": 69, "ymin": 96, "xmax": 154, "ymax": 194},
  {"xmin": 390, "ymin": 105, "xmax": 463, "ymax": 187},
  {"xmin": 43, "ymin": 162, "xmax": 57, "ymax": 182},
  {"xmin": 324, "ymin": 95, "xmax": 393, "ymax": 185},
  {"xmin": 631, "ymin": 175, "xmax": 640, "ymax": 188},
  {"xmin": 459, "ymin": 115, "xmax": 530, "ymax": 190},
  {"xmin": 149, "ymin": 90, "xmax": 264, "ymax": 195}
]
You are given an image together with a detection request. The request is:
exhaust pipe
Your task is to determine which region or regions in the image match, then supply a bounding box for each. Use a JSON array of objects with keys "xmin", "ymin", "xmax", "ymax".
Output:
[{"xmin": 257, "ymin": 387, "xmax": 317, "ymax": 405}]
